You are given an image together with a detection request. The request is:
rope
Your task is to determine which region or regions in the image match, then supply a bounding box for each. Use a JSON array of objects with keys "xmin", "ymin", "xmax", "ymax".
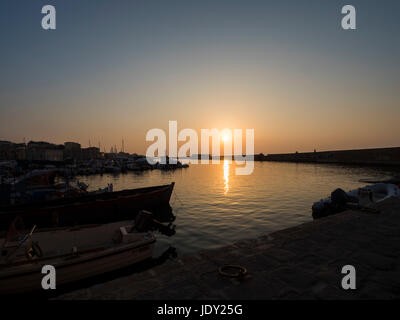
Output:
[{"xmin": 172, "ymin": 190, "xmax": 185, "ymax": 207}]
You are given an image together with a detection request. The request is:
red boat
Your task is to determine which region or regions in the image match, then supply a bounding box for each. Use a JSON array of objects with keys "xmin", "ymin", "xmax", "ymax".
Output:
[{"xmin": 0, "ymin": 182, "xmax": 175, "ymax": 232}]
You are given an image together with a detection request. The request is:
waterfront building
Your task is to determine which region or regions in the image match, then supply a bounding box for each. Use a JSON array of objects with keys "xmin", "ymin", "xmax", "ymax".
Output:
[
  {"xmin": 81, "ymin": 147, "xmax": 101, "ymax": 160},
  {"xmin": 26, "ymin": 141, "xmax": 64, "ymax": 162},
  {"xmin": 64, "ymin": 142, "xmax": 82, "ymax": 161}
]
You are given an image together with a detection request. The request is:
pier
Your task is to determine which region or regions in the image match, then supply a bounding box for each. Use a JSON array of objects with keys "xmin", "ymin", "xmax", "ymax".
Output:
[{"xmin": 57, "ymin": 197, "xmax": 400, "ymax": 300}]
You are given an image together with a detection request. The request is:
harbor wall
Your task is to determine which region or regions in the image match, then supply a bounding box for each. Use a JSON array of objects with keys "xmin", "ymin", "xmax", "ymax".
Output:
[{"xmin": 259, "ymin": 147, "xmax": 400, "ymax": 166}]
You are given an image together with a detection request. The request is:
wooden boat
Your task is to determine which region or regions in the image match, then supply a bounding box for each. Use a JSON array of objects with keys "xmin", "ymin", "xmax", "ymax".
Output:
[
  {"xmin": 0, "ymin": 220, "xmax": 155, "ymax": 295},
  {"xmin": 0, "ymin": 183, "xmax": 175, "ymax": 231}
]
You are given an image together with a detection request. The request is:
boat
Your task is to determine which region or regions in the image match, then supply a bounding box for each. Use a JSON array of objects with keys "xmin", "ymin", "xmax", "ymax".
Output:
[
  {"xmin": 1, "ymin": 180, "xmax": 99, "ymax": 206},
  {"xmin": 104, "ymin": 163, "xmax": 121, "ymax": 174},
  {"xmin": 312, "ymin": 183, "xmax": 400, "ymax": 219},
  {"xmin": 0, "ymin": 220, "xmax": 155, "ymax": 295},
  {"xmin": 0, "ymin": 182, "xmax": 175, "ymax": 231},
  {"xmin": 4, "ymin": 169, "xmax": 57, "ymax": 187}
]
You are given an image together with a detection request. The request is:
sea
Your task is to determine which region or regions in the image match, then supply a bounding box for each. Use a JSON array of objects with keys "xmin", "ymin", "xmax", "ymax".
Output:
[{"xmin": 76, "ymin": 161, "xmax": 398, "ymax": 257}]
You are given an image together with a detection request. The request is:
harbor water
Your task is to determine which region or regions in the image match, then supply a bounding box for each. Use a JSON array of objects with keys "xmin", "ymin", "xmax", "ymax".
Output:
[{"xmin": 76, "ymin": 161, "xmax": 397, "ymax": 256}]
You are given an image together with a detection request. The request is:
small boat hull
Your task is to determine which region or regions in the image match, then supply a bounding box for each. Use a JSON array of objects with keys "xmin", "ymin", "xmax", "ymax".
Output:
[
  {"xmin": 0, "ymin": 183, "xmax": 174, "ymax": 231},
  {"xmin": 0, "ymin": 222, "xmax": 155, "ymax": 295}
]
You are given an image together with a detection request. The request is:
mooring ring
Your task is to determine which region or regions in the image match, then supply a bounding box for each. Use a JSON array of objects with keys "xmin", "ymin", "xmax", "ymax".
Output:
[{"xmin": 218, "ymin": 265, "xmax": 248, "ymax": 278}]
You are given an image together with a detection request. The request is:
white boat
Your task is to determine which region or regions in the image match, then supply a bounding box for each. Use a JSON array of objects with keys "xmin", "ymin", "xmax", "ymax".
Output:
[
  {"xmin": 312, "ymin": 183, "xmax": 400, "ymax": 218},
  {"xmin": 0, "ymin": 220, "xmax": 155, "ymax": 295}
]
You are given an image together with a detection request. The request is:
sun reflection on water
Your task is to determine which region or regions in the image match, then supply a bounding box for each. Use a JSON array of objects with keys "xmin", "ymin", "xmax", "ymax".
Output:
[{"xmin": 223, "ymin": 159, "xmax": 230, "ymax": 195}]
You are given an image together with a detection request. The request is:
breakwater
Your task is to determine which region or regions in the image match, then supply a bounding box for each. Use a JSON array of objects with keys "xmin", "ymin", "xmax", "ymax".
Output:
[{"xmin": 258, "ymin": 147, "xmax": 400, "ymax": 167}]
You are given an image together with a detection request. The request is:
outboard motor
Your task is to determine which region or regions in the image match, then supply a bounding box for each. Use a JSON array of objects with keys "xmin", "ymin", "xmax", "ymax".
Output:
[
  {"xmin": 135, "ymin": 210, "xmax": 176, "ymax": 236},
  {"xmin": 331, "ymin": 188, "xmax": 349, "ymax": 208},
  {"xmin": 312, "ymin": 188, "xmax": 350, "ymax": 219},
  {"xmin": 135, "ymin": 210, "xmax": 154, "ymax": 232}
]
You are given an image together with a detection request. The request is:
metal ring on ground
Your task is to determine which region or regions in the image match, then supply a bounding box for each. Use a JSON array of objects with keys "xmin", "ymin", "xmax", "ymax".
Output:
[{"xmin": 218, "ymin": 265, "xmax": 247, "ymax": 278}]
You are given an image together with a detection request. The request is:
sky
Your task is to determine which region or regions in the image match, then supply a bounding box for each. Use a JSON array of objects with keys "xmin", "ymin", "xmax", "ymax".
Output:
[{"xmin": 0, "ymin": 0, "xmax": 399, "ymax": 154}]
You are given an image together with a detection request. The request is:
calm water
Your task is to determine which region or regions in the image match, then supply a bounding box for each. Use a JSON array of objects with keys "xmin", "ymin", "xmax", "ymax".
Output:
[{"xmin": 77, "ymin": 161, "xmax": 396, "ymax": 256}]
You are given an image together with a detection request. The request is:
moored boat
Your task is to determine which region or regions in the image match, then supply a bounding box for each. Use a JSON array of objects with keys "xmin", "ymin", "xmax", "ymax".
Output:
[
  {"xmin": 0, "ymin": 182, "xmax": 175, "ymax": 231},
  {"xmin": 0, "ymin": 220, "xmax": 155, "ymax": 295},
  {"xmin": 312, "ymin": 183, "xmax": 400, "ymax": 219}
]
